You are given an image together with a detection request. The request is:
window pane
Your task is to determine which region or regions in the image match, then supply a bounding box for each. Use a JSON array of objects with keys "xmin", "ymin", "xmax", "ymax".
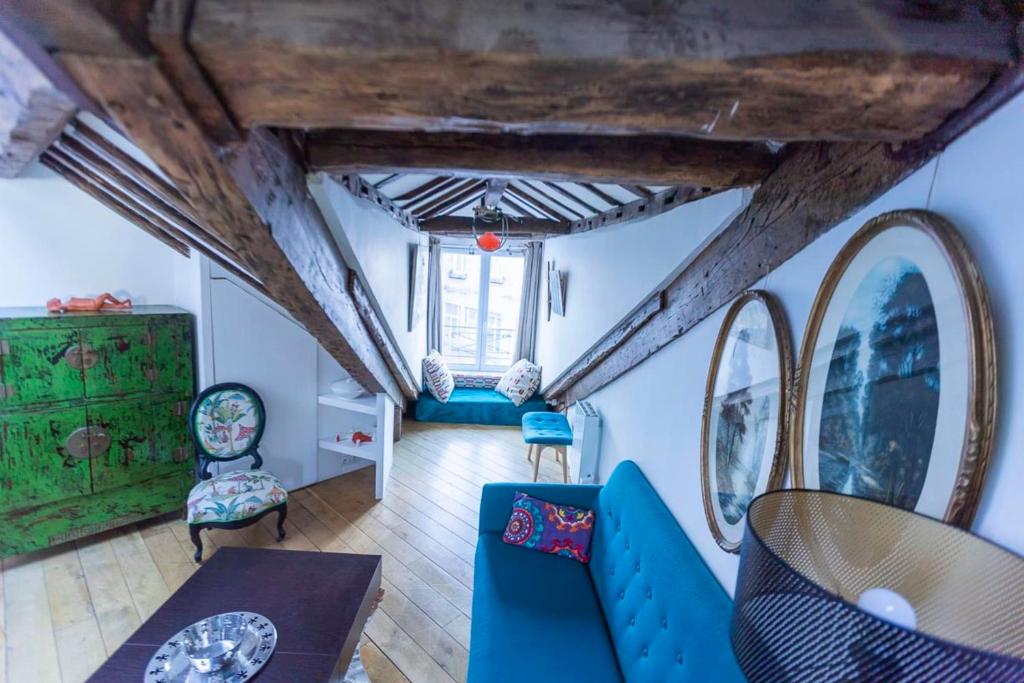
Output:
[
  {"xmin": 484, "ymin": 254, "xmax": 525, "ymax": 368},
  {"xmin": 440, "ymin": 251, "xmax": 481, "ymax": 366}
]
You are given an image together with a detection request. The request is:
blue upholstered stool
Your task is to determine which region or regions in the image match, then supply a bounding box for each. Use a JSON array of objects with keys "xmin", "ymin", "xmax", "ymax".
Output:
[{"xmin": 521, "ymin": 411, "xmax": 573, "ymax": 483}]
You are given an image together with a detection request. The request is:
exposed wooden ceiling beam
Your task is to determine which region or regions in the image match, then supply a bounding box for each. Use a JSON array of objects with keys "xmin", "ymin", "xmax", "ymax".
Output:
[
  {"xmin": 166, "ymin": 0, "xmax": 1016, "ymax": 141},
  {"xmin": 0, "ymin": 28, "xmax": 77, "ymax": 177},
  {"xmin": 500, "ymin": 195, "xmax": 543, "ymax": 220},
  {"xmin": 579, "ymin": 183, "xmax": 624, "ymax": 208},
  {"xmin": 518, "ymin": 180, "xmax": 586, "ymax": 219},
  {"xmin": 569, "ymin": 186, "xmax": 711, "ymax": 234},
  {"xmin": 307, "ymin": 129, "xmax": 775, "ymax": 189},
  {"xmin": 420, "ymin": 216, "xmax": 569, "ymax": 236},
  {"xmin": 412, "ymin": 178, "xmax": 479, "ymax": 217},
  {"xmin": 545, "ymin": 142, "xmax": 939, "ymax": 404},
  {"xmin": 393, "ymin": 175, "xmax": 451, "ymax": 203},
  {"xmin": 483, "ymin": 178, "xmax": 508, "ymax": 207},
  {"xmin": 373, "ymin": 173, "xmax": 400, "ymax": 189},
  {"xmin": 443, "ymin": 189, "xmax": 487, "ymax": 218},
  {"xmin": 505, "ymin": 184, "xmax": 569, "ymax": 223},
  {"xmin": 402, "ymin": 177, "xmax": 464, "ymax": 211},
  {"xmin": 331, "ymin": 174, "xmax": 418, "ymax": 230},
  {"xmin": 420, "ymin": 180, "xmax": 487, "ymax": 220},
  {"xmin": 8, "ymin": 2, "xmax": 412, "ymax": 404},
  {"xmin": 42, "ymin": 148, "xmax": 190, "ymax": 256},
  {"xmin": 542, "ymin": 181, "xmax": 599, "ymax": 214}
]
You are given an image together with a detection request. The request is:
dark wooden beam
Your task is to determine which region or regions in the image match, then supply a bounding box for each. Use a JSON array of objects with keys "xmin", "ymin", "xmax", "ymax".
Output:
[
  {"xmin": 403, "ymin": 177, "xmax": 467, "ymax": 212},
  {"xmin": 505, "ymin": 184, "xmax": 568, "ymax": 222},
  {"xmin": 393, "ymin": 175, "xmax": 451, "ymax": 203},
  {"xmin": 373, "ymin": 173, "xmax": 400, "ymax": 189},
  {"xmin": 483, "ymin": 178, "xmax": 508, "ymax": 207},
  {"xmin": 569, "ymin": 186, "xmax": 711, "ymax": 234},
  {"xmin": 518, "ymin": 180, "xmax": 586, "ymax": 219},
  {"xmin": 307, "ymin": 129, "xmax": 775, "ymax": 189},
  {"xmin": 41, "ymin": 148, "xmax": 190, "ymax": 256},
  {"xmin": 414, "ymin": 179, "xmax": 482, "ymax": 219},
  {"xmin": 348, "ymin": 273, "xmax": 419, "ymax": 400},
  {"xmin": 42, "ymin": 145, "xmax": 269, "ymax": 296},
  {"xmin": 180, "ymin": 0, "xmax": 1014, "ymax": 141},
  {"xmin": 547, "ymin": 141, "xmax": 936, "ymax": 404},
  {"xmin": 542, "ymin": 293, "xmax": 663, "ymax": 400},
  {"xmin": 13, "ymin": 4, "xmax": 411, "ymax": 405},
  {"xmin": 0, "ymin": 28, "xmax": 77, "ymax": 177},
  {"xmin": 420, "ymin": 216, "xmax": 569, "ymax": 236},
  {"xmin": 579, "ymin": 183, "xmax": 624, "ymax": 208},
  {"xmin": 500, "ymin": 195, "xmax": 543, "ymax": 220},
  {"xmin": 331, "ymin": 174, "xmax": 418, "ymax": 230},
  {"xmin": 543, "ymin": 181, "xmax": 599, "ymax": 214}
]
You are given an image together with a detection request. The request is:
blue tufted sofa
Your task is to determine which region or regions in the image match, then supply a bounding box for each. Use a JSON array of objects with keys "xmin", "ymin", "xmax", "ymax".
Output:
[{"xmin": 469, "ymin": 460, "xmax": 744, "ymax": 682}]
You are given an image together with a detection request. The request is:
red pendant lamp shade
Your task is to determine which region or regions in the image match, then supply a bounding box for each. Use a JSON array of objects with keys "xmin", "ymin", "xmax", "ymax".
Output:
[{"xmin": 476, "ymin": 231, "xmax": 502, "ymax": 252}]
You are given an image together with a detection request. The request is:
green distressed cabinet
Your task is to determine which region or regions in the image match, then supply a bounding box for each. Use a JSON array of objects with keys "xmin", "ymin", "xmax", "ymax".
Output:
[{"xmin": 0, "ymin": 306, "xmax": 195, "ymax": 557}]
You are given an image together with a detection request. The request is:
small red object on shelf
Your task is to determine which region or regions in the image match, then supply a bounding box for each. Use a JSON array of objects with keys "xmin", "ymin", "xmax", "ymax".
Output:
[{"xmin": 351, "ymin": 431, "xmax": 373, "ymax": 445}]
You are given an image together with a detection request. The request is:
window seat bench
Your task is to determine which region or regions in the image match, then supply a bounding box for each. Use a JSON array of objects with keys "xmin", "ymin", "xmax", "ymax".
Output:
[{"xmin": 413, "ymin": 387, "xmax": 549, "ymax": 426}]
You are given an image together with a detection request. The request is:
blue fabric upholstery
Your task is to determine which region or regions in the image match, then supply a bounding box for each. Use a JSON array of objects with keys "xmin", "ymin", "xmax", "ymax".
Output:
[
  {"xmin": 414, "ymin": 387, "xmax": 548, "ymax": 426},
  {"xmin": 521, "ymin": 411, "xmax": 573, "ymax": 445},
  {"xmin": 469, "ymin": 461, "xmax": 744, "ymax": 683},
  {"xmin": 589, "ymin": 462, "xmax": 743, "ymax": 682},
  {"xmin": 471, "ymin": 534, "xmax": 623, "ymax": 683}
]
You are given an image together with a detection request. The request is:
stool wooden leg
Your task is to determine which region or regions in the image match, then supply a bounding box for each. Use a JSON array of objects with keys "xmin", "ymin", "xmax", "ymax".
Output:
[
  {"xmin": 532, "ymin": 446, "xmax": 542, "ymax": 482},
  {"xmin": 554, "ymin": 449, "xmax": 561, "ymax": 463},
  {"xmin": 559, "ymin": 446, "xmax": 569, "ymax": 483},
  {"xmin": 526, "ymin": 443, "xmax": 533, "ymax": 463}
]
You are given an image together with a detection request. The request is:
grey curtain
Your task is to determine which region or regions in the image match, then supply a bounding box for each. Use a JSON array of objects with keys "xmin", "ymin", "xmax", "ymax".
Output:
[
  {"xmin": 514, "ymin": 240, "xmax": 543, "ymax": 362},
  {"xmin": 426, "ymin": 237, "xmax": 443, "ymax": 354}
]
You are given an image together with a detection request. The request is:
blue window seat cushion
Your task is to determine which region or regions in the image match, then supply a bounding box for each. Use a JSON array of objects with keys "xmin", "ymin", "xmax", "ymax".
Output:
[
  {"xmin": 414, "ymin": 387, "xmax": 549, "ymax": 426},
  {"xmin": 469, "ymin": 533, "xmax": 623, "ymax": 683}
]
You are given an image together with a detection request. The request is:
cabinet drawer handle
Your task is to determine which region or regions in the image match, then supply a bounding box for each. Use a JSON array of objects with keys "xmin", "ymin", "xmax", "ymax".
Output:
[
  {"xmin": 65, "ymin": 343, "xmax": 99, "ymax": 370},
  {"xmin": 65, "ymin": 426, "xmax": 112, "ymax": 459}
]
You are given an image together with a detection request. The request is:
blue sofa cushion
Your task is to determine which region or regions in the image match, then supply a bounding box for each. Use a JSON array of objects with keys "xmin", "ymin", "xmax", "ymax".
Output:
[
  {"xmin": 589, "ymin": 461, "xmax": 744, "ymax": 682},
  {"xmin": 470, "ymin": 533, "xmax": 623, "ymax": 683},
  {"xmin": 414, "ymin": 387, "xmax": 548, "ymax": 426},
  {"xmin": 522, "ymin": 411, "xmax": 574, "ymax": 445}
]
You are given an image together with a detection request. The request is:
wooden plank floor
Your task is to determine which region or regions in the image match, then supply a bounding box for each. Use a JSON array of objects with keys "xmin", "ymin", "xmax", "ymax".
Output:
[{"xmin": 1, "ymin": 421, "xmax": 567, "ymax": 683}]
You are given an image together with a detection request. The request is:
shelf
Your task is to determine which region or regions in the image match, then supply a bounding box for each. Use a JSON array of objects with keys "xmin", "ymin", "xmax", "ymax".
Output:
[
  {"xmin": 318, "ymin": 392, "xmax": 376, "ymax": 416},
  {"xmin": 318, "ymin": 438, "xmax": 376, "ymax": 460}
]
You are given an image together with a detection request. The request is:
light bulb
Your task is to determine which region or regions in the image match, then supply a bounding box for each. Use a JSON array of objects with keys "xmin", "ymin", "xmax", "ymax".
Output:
[{"xmin": 857, "ymin": 587, "xmax": 917, "ymax": 630}]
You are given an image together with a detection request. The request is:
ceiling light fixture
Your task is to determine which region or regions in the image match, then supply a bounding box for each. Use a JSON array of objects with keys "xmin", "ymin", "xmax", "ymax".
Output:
[{"xmin": 471, "ymin": 201, "xmax": 517, "ymax": 252}]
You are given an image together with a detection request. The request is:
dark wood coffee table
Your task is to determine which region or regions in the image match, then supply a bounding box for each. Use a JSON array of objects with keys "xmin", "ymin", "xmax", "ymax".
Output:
[{"xmin": 87, "ymin": 547, "xmax": 382, "ymax": 682}]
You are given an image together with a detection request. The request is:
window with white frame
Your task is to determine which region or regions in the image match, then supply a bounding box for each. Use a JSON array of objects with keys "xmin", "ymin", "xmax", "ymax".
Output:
[{"xmin": 440, "ymin": 246, "xmax": 526, "ymax": 371}]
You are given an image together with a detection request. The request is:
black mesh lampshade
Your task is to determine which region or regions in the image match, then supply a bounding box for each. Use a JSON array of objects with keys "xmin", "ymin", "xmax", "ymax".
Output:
[{"xmin": 731, "ymin": 490, "xmax": 1024, "ymax": 682}]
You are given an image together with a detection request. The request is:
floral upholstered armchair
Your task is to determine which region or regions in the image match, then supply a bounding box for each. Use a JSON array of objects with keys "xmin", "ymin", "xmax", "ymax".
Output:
[{"xmin": 186, "ymin": 383, "xmax": 288, "ymax": 562}]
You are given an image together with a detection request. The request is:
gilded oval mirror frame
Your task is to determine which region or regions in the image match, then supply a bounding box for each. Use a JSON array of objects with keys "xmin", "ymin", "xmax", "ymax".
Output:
[
  {"xmin": 789, "ymin": 209, "xmax": 997, "ymax": 528},
  {"xmin": 700, "ymin": 289, "xmax": 793, "ymax": 553}
]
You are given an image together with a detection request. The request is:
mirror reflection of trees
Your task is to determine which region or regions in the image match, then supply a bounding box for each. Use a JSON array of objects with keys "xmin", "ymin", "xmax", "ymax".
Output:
[{"xmin": 819, "ymin": 261, "xmax": 940, "ymax": 509}]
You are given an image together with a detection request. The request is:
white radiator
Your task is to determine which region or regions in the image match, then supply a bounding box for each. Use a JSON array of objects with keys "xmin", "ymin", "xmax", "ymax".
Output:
[{"xmin": 568, "ymin": 400, "xmax": 602, "ymax": 484}]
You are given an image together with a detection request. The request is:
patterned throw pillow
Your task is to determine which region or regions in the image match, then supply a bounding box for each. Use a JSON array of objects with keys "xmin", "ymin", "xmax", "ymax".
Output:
[
  {"xmin": 495, "ymin": 359, "xmax": 541, "ymax": 407},
  {"xmin": 423, "ymin": 350, "xmax": 455, "ymax": 403},
  {"xmin": 502, "ymin": 492, "xmax": 595, "ymax": 563}
]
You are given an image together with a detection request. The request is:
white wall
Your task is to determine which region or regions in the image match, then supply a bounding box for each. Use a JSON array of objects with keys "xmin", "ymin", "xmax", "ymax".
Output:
[
  {"xmin": 310, "ymin": 174, "xmax": 428, "ymax": 380},
  {"xmin": 536, "ymin": 189, "xmax": 748, "ymax": 383},
  {"xmin": 0, "ymin": 162, "xmax": 197, "ymax": 311},
  {"xmin": 537, "ymin": 92, "xmax": 1024, "ymax": 596}
]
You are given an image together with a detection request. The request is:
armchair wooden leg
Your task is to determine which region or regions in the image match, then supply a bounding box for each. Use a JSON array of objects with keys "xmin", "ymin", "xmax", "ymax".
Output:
[
  {"xmin": 190, "ymin": 525, "xmax": 204, "ymax": 563},
  {"xmin": 559, "ymin": 446, "xmax": 569, "ymax": 483},
  {"xmin": 532, "ymin": 446, "xmax": 542, "ymax": 482},
  {"xmin": 276, "ymin": 505, "xmax": 288, "ymax": 541},
  {"xmin": 526, "ymin": 443, "xmax": 534, "ymax": 463}
]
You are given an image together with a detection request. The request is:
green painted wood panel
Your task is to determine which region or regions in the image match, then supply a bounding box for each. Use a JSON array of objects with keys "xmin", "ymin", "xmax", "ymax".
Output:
[
  {"xmin": 81, "ymin": 323, "xmax": 153, "ymax": 398},
  {"xmin": 88, "ymin": 395, "xmax": 191, "ymax": 492},
  {"xmin": 0, "ymin": 478, "xmax": 186, "ymax": 557},
  {"xmin": 0, "ymin": 327, "xmax": 85, "ymax": 407},
  {"xmin": 0, "ymin": 307, "xmax": 196, "ymax": 558},
  {"xmin": 151, "ymin": 316, "xmax": 194, "ymax": 396},
  {"xmin": 0, "ymin": 405, "xmax": 91, "ymax": 513}
]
